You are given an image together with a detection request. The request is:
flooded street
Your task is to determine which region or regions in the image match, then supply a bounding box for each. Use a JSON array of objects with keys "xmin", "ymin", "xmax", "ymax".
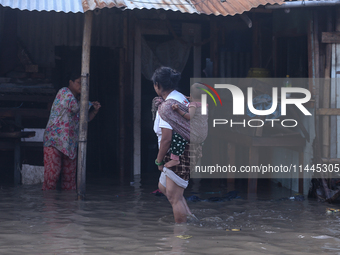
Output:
[{"xmin": 1, "ymin": 178, "xmax": 340, "ymax": 255}]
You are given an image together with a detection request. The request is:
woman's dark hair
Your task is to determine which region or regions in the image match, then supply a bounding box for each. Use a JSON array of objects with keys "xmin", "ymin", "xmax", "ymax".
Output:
[
  {"xmin": 151, "ymin": 67, "xmax": 181, "ymax": 91},
  {"xmin": 67, "ymin": 72, "xmax": 81, "ymax": 82}
]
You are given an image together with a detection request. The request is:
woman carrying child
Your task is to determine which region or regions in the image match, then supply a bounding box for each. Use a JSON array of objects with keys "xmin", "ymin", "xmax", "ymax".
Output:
[
  {"xmin": 165, "ymin": 83, "xmax": 208, "ymax": 168},
  {"xmin": 151, "ymin": 67, "xmax": 207, "ymax": 223}
]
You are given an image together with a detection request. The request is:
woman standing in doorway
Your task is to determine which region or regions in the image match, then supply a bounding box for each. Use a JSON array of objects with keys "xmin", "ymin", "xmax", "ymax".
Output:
[
  {"xmin": 42, "ymin": 73, "xmax": 101, "ymax": 190},
  {"xmin": 152, "ymin": 66, "xmax": 193, "ymax": 223}
]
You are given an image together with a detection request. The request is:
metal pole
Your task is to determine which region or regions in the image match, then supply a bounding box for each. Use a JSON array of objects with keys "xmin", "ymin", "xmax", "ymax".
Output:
[{"xmin": 77, "ymin": 11, "xmax": 93, "ymax": 200}]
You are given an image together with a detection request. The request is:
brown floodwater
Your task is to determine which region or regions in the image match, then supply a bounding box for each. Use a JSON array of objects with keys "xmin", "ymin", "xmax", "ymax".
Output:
[{"xmin": 0, "ymin": 177, "xmax": 340, "ymax": 255}]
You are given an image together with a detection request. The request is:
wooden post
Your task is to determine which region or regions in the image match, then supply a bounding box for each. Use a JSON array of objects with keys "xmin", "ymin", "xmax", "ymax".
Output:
[
  {"xmin": 252, "ymin": 16, "xmax": 260, "ymax": 68},
  {"xmin": 77, "ymin": 11, "xmax": 93, "ymax": 200},
  {"xmin": 14, "ymin": 115, "xmax": 21, "ymax": 185},
  {"xmin": 336, "ymin": 9, "xmax": 340, "ymax": 159},
  {"xmin": 227, "ymin": 143, "xmax": 235, "ymax": 191},
  {"xmin": 323, "ymin": 14, "xmax": 333, "ymax": 158},
  {"xmin": 119, "ymin": 47, "xmax": 125, "ymax": 183},
  {"xmin": 331, "ymin": 8, "xmax": 340, "ymax": 159},
  {"xmin": 299, "ymin": 151, "xmax": 304, "ymax": 194},
  {"xmin": 273, "ymin": 36, "xmax": 277, "ymax": 77},
  {"xmin": 248, "ymin": 146, "xmax": 259, "ymax": 194},
  {"xmin": 133, "ymin": 20, "xmax": 141, "ymax": 176},
  {"xmin": 210, "ymin": 20, "xmax": 219, "ymax": 77},
  {"xmin": 193, "ymin": 24, "xmax": 201, "ymax": 78},
  {"xmin": 313, "ymin": 11, "xmax": 320, "ymax": 80}
]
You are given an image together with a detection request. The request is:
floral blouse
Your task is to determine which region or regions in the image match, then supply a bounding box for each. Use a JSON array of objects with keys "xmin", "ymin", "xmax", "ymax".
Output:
[{"xmin": 43, "ymin": 87, "xmax": 80, "ymax": 159}]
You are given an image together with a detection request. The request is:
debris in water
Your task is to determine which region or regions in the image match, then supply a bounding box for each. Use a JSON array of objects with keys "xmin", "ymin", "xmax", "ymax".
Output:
[
  {"xmin": 186, "ymin": 195, "xmax": 201, "ymax": 202},
  {"xmin": 186, "ymin": 191, "xmax": 240, "ymax": 202},
  {"xmin": 176, "ymin": 235, "xmax": 192, "ymax": 239},
  {"xmin": 201, "ymin": 217, "xmax": 223, "ymax": 222},
  {"xmin": 278, "ymin": 194, "xmax": 304, "ymax": 201},
  {"xmin": 289, "ymin": 194, "xmax": 305, "ymax": 201},
  {"xmin": 151, "ymin": 189, "xmax": 164, "ymax": 197},
  {"xmin": 326, "ymin": 208, "xmax": 340, "ymax": 214}
]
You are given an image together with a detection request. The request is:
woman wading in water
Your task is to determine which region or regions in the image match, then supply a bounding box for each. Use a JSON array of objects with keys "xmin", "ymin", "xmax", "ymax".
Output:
[
  {"xmin": 152, "ymin": 67, "xmax": 203, "ymax": 223},
  {"xmin": 42, "ymin": 73, "xmax": 101, "ymax": 190}
]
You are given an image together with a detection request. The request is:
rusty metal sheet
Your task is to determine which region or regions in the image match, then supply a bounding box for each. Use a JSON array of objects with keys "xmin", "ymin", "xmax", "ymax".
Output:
[
  {"xmin": 192, "ymin": 0, "xmax": 284, "ymax": 16},
  {"xmin": 123, "ymin": 0, "xmax": 197, "ymax": 14},
  {"xmin": 84, "ymin": 0, "xmax": 284, "ymax": 15},
  {"xmin": 83, "ymin": 0, "xmax": 126, "ymax": 12},
  {"xmin": 0, "ymin": 0, "xmax": 284, "ymax": 15}
]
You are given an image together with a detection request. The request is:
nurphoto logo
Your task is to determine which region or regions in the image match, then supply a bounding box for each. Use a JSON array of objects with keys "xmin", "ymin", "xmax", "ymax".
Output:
[{"xmin": 199, "ymin": 83, "xmax": 312, "ymax": 128}]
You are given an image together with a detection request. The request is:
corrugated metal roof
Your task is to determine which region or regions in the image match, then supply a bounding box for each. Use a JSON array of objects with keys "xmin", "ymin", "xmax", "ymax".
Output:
[
  {"xmin": 0, "ymin": 0, "xmax": 284, "ymax": 15},
  {"xmin": 0, "ymin": 0, "xmax": 84, "ymax": 13},
  {"xmin": 83, "ymin": 0, "xmax": 126, "ymax": 12},
  {"xmin": 192, "ymin": 0, "xmax": 284, "ymax": 16},
  {"xmin": 123, "ymin": 0, "xmax": 197, "ymax": 14}
]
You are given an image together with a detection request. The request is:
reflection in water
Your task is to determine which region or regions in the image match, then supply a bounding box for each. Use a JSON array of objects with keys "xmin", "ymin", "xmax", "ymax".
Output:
[
  {"xmin": 156, "ymin": 224, "xmax": 189, "ymax": 254},
  {"xmin": 0, "ymin": 179, "xmax": 340, "ymax": 254}
]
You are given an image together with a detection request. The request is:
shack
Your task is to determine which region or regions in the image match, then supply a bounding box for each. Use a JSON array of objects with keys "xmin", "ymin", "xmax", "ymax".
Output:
[{"xmin": 0, "ymin": 0, "xmax": 338, "ymax": 199}]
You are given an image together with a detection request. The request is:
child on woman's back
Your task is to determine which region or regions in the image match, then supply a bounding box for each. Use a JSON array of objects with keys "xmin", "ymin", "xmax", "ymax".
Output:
[{"xmin": 164, "ymin": 83, "xmax": 208, "ymax": 168}]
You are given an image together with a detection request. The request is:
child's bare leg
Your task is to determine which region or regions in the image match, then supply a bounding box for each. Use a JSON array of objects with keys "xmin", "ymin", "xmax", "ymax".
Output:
[
  {"xmin": 165, "ymin": 154, "xmax": 180, "ymax": 168},
  {"xmin": 165, "ymin": 159, "xmax": 180, "ymax": 168}
]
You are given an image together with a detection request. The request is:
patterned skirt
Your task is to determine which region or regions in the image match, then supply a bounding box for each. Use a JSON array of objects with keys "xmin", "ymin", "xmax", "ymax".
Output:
[{"xmin": 164, "ymin": 143, "xmax": 202, "ymax": 181}]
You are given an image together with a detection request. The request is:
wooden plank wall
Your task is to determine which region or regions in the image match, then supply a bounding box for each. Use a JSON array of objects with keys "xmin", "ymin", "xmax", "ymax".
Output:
[{"xmin": 330, "ymin": 10, "xmax": 340, "ymax": 160}]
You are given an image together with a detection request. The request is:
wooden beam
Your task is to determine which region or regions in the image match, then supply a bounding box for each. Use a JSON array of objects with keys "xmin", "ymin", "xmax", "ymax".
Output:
[
  {"xmin": 0, "ymin": 84, "xmax": 55, "ymax": 94},
  {"xmin": 322, "ymin": 32, "xmax": 340, "ymax": 44},
  {"xmin": 77, "ymin": 11, "xmax": 93, "ymax": 200},
  {"xmin": 0, "ymin": 131, "xmax": 35, "ymax": 138},
  {"xmin": 0, "ymin": 108, "xmax": 50, "ymax": 118},
  {"xmin": 249, "ymin": 8, "xmax": 272, "ymax": 14},
  {"xmin": 252, "ymin": 136, "xmax": 306, "ymax": 147},
  {"xmin": 317, "ymin": 108, "xmax": 340, "ymax": 115},
  {"xmin": 322, "ymin": 158, "xmax": 340, "ymax": 164},
  {"xmin": 215, "ymin": 129, "xmax": 306, "ymax": 147},
  {"xmin": 0, "ymin": 94, "xmax": 55, "ymax": 103}
]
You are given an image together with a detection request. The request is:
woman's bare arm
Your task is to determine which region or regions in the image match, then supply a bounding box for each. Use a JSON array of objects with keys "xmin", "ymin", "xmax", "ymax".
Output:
[{"xmin": 89, "ymin": 101, "xmax": 101, "ymax": 121}]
